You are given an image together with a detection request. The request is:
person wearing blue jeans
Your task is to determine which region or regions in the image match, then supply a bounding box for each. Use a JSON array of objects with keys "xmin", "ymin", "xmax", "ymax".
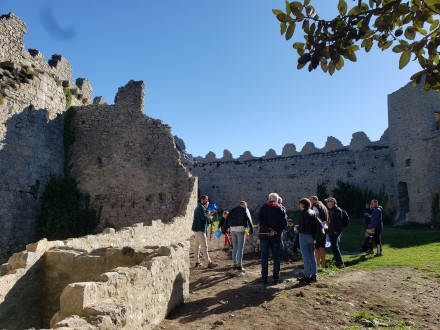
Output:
[
  {"xmin": 223, "ymin": 201, "xmax": 253, "ymax": 271},
  {"xmin": 258, "ymin": 193, "xmax": 287, "ymax": 285},
  {"xmin": 230, "ymin": 230, "xmax": 245, "ymax": 269},
  {"xmin": 297, "ymin": 198, "xmax": 317, "ymax": 283}
]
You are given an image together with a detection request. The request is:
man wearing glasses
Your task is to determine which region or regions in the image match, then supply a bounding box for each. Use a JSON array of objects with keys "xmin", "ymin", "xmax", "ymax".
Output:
[{"xmin": 324, "ymin": 197, "xmax": 345, "ymax": 268}]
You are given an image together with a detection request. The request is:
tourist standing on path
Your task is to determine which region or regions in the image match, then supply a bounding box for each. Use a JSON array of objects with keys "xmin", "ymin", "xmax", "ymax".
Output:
[
  {"xmin": 324, "ymin": 197, "xmax": 345, "ymax": 268},
  {"xmin": 310, "ymin": 195, "xmax": 329, "ymax": 269},
  {"xmin": 297, "ymin": 198, "xmax": 318, "ymax": 283},
  {"xmin": 191, "ymin": 195, "xmax": 218, "ymax": 269},
  {"xmin": 223, "ymin": 201, "xmax": 253, "ymax": 272},
  {"xmin": 278, "ymin": 196, "xmax": 286, "ymax": 260},
  {"xmin": 219, "ymin": 211, "xmax": 232, "ymax": 250},
  {"xmin": 369, "ymin": 199, "xmax": 384, "ymax": 256},
  {"xmin": 258, "ymin": 193, "xmax": 287, "ymax": 284}
]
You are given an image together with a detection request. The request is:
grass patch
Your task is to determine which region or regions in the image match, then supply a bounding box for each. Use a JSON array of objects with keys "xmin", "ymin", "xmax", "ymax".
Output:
[{"xmin": 333, "ymin": 219, "xmax": 440, "ymax": 279}]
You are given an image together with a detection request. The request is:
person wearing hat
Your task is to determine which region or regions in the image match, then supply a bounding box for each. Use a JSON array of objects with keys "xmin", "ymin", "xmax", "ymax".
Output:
[{"xmin": 324, "ymin": 197, "xmax": 345, "ymax": 268}]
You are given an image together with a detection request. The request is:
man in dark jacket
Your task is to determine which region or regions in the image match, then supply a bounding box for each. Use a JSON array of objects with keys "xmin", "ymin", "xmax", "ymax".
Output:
[
  {"xmin": 258, "ymin": 193, "xmax": 287, "ymax": 284},
  {"xmin": 325, "ymin": 197, "xmax": 345, "ymax": 268},
  {"xmin": 370, "ymin": 199, "xmax": 383, "ymax": 256},
  {"xmin": 191, "ymin": 195, "xmax": 218, "ymax": 269}
]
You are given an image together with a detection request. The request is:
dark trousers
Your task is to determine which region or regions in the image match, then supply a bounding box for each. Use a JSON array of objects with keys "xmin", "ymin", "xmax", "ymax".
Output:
[
  {"xmin": 328, "ymin": 231, "xmax": 343, "ymax": 264},
  {"xmin": 373, "ymin": 228, "xmax": 382, "ymax": 246},
  {"xmin": 260, "ymin": 239, "xmax": 281, "ymax": 280}
]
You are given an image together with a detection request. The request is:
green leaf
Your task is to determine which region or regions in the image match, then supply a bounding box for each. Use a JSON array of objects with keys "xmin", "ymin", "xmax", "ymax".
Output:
[
  {"xmin": 280, "ymin": 22, "xmax": 287, "ymax": 35},
  {"xmin": 338, "ymin": 0, "xmax": 348, "ymax": 16},
  {"xmin": 304, "ymin": 0, "xmax": 311, "ymax": 6},
  {"xmin": 302, "ymin": 19, "xmax": 309, "ymax": 32},
  {"xmin": 320, "ymin": 60, "xmax": 328, "ymax": 73},
  {"xmin": 399, "ymin": 50, "xmax": 411, "ymax": 69},
  {"xmin": 306, "ymin": 6, "xmax": 315, "ymax": 16},
  {"xmin": 286, "ymin": 23, "xmax": 296, "ymax": 40},
  {"xmin": 297, "ymin": 62, "xmax": 307, "ymax": 70},
  {"xmin": 425, "ymin": 0, "xmax": 440, "ymax": 7},
  {"xmin": 382, "ymin": 40, "xmax": 393, "ymax": 50},
  {"xmin": 272, "ymin": 9, "xmax": 283, "ymax": 15},
  {"xmin": 348, "ymin": 6, "xmax": 360, "ymax": 16},
  {"xmin": 430, "ymin": 20, "xmax": 439, "ymax": 32},
  {"xmin": 290, "ymin": 1, "xmax": 304, "ymax": 12},
  {"xmin": 285, "ymin": 0, "xmax": 291, "ymax": 15},
  {"xmin": 345, "ymin": 50, "xmax": 357, "ymax": 62},
  {"xmin": 336, "ymin": 56, "xmax": 345, "ymax": 70},
  {"xmin": 293, "ymin": 42, "xmax": 305, "ymax": 50},
  {"xmin": 329, "ymin": 62, "xmax": 336, "ymax": 75},
  {"xmin": 276, "ymin": 13, "xmax": 292, "ymax": 23},
  {"xmin": 392, "ymin": 44, "xmax": 406, "ymax": 53}
]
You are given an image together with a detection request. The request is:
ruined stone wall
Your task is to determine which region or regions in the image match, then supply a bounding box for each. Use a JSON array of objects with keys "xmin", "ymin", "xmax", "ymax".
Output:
[
  {"xmin": 191, "ymin": 139, "xmax": 395, "ymax": 212},
  {"xmin": 0, "ymin": 208, "xmax": 195, "ymax": 329},
  {"xmin": 69, "ymin": 80, "xmax": 196, "ymax": 229},
  {"xmin": 0, "ymin": 13, "xmax": 26, "ymax": 63},
  {"xmin": 0, "ymin": 13, "xmax": 93, "ymax": 263},
  {"xmin": 388, "ymin": 82, "xmax": 440, "ymax": 223}
]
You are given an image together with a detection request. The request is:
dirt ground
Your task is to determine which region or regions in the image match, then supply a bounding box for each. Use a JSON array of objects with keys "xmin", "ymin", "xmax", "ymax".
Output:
[{"xmin": 156, "ymin": 237, "xmax": 440, "ymax": 330}]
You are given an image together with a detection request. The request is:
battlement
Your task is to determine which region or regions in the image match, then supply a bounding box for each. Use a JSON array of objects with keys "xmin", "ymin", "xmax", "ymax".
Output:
[
  {"xmin": 0, "ymin": 14, "xmax": 93, "ymax": 107},
  {"xmin": 196, "ymin": 131, "xmax": 389, "ymax": 164}
]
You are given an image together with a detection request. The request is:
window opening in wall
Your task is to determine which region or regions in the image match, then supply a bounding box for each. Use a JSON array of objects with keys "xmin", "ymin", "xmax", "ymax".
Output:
[
  {"xmin": 406, "ymin": 159, "xmax": 411, "ymax": 167},
  {"xmin": 436, "ymin": 112, "xmax": 440, "ymax": 130}
]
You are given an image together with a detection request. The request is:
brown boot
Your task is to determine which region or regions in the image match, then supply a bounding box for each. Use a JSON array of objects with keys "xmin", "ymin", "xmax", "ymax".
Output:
[{"xmin": 205, "ymin": 262, "xmax": 218, "ymax": 269}]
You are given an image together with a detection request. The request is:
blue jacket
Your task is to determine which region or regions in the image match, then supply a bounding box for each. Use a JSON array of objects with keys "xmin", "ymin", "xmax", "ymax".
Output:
[{"xmin": 370, "ymin": 206, "xmax": 383, "ymax": 229}]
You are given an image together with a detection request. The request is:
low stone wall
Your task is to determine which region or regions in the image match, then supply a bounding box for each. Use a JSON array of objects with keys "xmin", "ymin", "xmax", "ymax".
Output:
[
  {"xmin": 0, "ymin": 175, "xmax": 197, "ymax": 330},
  {"xmin": 49, "ymin": 242, "xmax": 189, "ymax": 329}
]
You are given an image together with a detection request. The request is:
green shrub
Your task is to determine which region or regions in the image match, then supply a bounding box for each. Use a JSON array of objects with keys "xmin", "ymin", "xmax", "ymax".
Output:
[
  {"xmin": 63, "ymin": 87, "xmax": 72, "ymax": 109},
  {"xmin": 38, "ymin": 176, "xmax": 100, "ymax": 240},
  {"xmin": 332, "ymin": 180, "xmax": 395, "ymax": 224},
  {"xmin": 38, "ymin": 105, "xmax": 100, "ymax": 240}
]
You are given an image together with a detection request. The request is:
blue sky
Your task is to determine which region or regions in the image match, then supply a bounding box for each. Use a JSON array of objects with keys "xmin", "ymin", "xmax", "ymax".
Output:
[{"xmin": 2, "ymin": 1, "xmax": 420, "ymax": 158}]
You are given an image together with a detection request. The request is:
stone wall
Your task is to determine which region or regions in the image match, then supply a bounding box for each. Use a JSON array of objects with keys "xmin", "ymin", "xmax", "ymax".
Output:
[
  {"xmin": 190, "ymin": 137, "xmax": 395, "ymax": 213},
  {"xmin": 0, "ymin": 203, "xmax": 195, "ymax": 329},
  {"xmin": 0, "ymin": 13, "xmax": 26, "ymax": 63},
  {"xmin": 388, "ymin": 81, "xmax": 440, "ymax": 223},
  {"xmin": 69, "ymin": 80, "xmax": 196, "ymax": 229},
  {"xmin": 187, "ymin": 82, "xmax": 440, "ymax": 224},
  {"xmin": 0, "ymin": 12, "xmax": 93, "ymax": 262}
]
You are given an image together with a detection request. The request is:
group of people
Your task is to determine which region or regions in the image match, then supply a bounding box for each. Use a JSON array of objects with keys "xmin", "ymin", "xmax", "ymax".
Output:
[{"xmin": 191, "ymin": 193, "xmax": 383, "ymax": 285}]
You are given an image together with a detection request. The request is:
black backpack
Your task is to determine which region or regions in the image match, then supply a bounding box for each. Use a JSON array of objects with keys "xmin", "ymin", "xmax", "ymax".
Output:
[
  {"xmin": 341, "ymin": 208, "xmax": 350, "ymax": 227},
  {"xmin": 312, "ymin": 213, "xmax": 326, "ymax": 242}
]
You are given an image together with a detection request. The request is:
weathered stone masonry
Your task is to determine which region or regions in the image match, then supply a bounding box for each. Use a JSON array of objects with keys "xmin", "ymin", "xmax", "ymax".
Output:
[
  {"xmin": 0, "ymin": 13, "xmax": 93, "ymax": 263},
  {"xmin": 1, "ymin": 12, "xmax": 197, "ymax": 329},
  {"xmin": 70, "ymin": 80, "xmax": 195, "ymax": 230},
  {"xmin": 189, "ymin": 81, "xmax": 440, "ymax": 224}
]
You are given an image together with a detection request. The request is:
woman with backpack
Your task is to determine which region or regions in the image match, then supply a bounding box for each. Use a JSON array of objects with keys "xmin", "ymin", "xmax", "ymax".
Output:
[{"xmin": 296, "ymin": 198, "xmax": 318, "ymax": 284}]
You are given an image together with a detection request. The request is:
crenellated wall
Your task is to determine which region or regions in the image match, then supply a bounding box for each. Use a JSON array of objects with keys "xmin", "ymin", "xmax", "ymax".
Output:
[
  {"xmin": 190, "ymin": 142, "xmax": 395, "ymax": 212},
  {"xmin": 185, "ymin": 82, "xmax": 440, "ymax": 223}
]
